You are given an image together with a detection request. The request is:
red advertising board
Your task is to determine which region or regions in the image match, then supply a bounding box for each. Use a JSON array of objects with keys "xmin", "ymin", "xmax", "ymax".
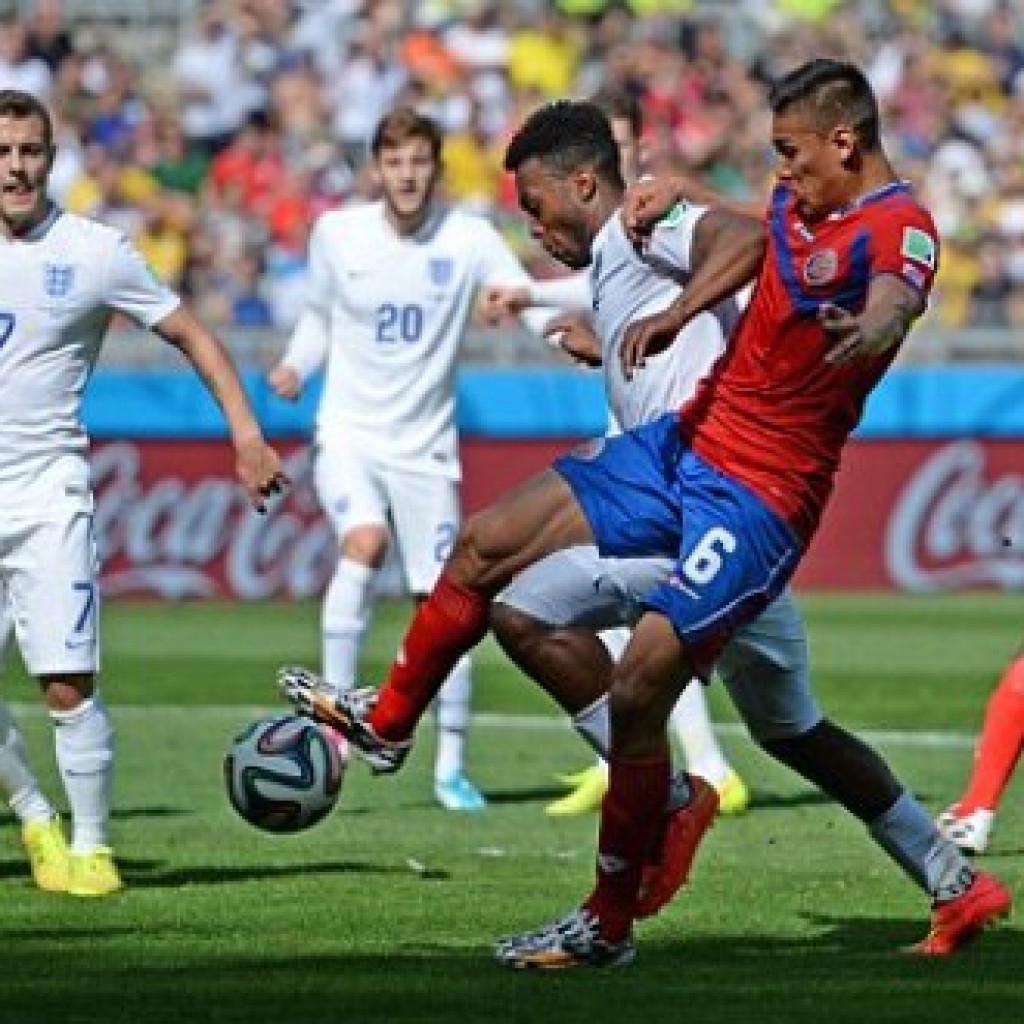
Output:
[{"xmin": 91, "ymin": 437, "xmax": 1023, "ymax": 599}]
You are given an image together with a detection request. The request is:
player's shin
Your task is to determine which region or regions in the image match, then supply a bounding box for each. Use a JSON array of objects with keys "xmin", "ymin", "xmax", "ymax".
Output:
[
  {"xmin": 584, "ymin": 753, "xmax": 671, "ymax": 940},
  {"xmin": 370, "ymin": 572, "xmax": 490, "ymax": 741},
  {"xmin": 52, "ymin": 693, "xmax": 114, "ymax": 852},
  {"xmin": 869, "ymin": 790, "xmax": 976, "ymax": 900}
]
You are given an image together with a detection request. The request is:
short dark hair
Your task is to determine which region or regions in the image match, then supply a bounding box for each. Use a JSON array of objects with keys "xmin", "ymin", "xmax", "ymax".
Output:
[
  {"xmin": 0, "ymin": 89, "xmax": 54, "ymax": 149},
  {"xmin": 769, "ymin": 59, "xmax": 879, "ymax": 149},
  {"xmin": 504, "ymin": 100, "xmax": 623, "ymax": 188},
  {"xmin": 371, "ymin": 106, "xmax": 443, "ymax": 160},
  {"xmin": 590, "ymin": 86, "xmax": 643, "ymax": 140}
]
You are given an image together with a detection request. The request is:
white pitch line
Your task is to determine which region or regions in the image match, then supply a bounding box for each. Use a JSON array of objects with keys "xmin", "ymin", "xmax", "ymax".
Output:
[{"xmin": 6, "ymin": 705, "xmax": 977, "ymax": 749}]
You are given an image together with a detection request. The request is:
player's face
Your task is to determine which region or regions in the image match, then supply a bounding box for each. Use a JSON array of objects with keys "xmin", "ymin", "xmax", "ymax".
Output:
[
  {"xmin": 374, "ymin": 136, "xmax": 439, "ymax": 228},
  {"xmin": 0, "ymin": 113, "xmax": 53, "ymax": 237},
  {"xmin": 771, "ymin": 110, "xmax": 855, "ymax": 223},
  {"xmin": 515, "ymin": 158, "xmax": 594, "ymax": 270}
]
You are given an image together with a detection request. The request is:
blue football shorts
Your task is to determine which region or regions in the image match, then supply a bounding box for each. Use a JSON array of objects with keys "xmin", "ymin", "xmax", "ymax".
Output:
[{"xmin": 554, "ymin": 412, "xmax": 803, "ymax": 675}]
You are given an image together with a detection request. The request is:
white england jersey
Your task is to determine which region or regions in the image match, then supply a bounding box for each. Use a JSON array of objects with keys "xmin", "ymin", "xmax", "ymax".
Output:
[
  {"xmin": 288, "ymin": 201, "xmax": 542, "ymax": 480},
  {"xmin": 588, "ymin": 204, "xmax": 745, "ymax": 431},
  {"xmin": 0, "ymin": 205, "xmax": 180, "ymax": 502}
]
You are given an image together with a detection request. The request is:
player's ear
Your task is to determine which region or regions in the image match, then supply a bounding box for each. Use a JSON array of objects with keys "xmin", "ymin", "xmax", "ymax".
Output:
[
  {"xmin": 831, "ymin": 124, "xmax": 859, "ymax": 163},
  {"xmin": 573, "ymin": 168, "xmax": 598, "ymax": 204}
]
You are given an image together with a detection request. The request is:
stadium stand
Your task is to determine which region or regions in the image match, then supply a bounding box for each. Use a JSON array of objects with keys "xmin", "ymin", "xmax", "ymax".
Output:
[{"xmin": 0, "ymin": 0, "xmax": 1021, "ymax": 362}]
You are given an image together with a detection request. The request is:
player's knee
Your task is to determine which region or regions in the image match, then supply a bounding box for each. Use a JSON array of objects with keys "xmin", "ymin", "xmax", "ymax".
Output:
[
  {"xmin": 39, "ymin": 673, "xmax": 95, "ymax": 711},
  {"xmin": 455, "ymin": 510, "xmax": 518, "ymax": 588},
  {"xmin": 490, "ymin": 602, "xmax": 546, "ymax": 659},
  {"xmin": 341, "ymin": 525, "xmax": 389, "ymax": 568},
  {"xmin": 608, "ymin": 664, "xmax": 668, "ymax": 743}
]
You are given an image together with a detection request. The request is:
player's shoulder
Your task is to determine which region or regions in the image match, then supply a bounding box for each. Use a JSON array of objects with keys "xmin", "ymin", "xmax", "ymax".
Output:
[
  {"xmin": 50, "ymin": 209, "xmax": 123, "ymax": 250},
  {"xmin": 861, "ymin": 183, "xmax": 936, "ymax": 232},
  {"xmin": 437, "ymin": 203, "xmax": 501, "ymax": 242},
  {"xmin": 313, "ymin": 200, "xmax": 379, "ymax": 235}
]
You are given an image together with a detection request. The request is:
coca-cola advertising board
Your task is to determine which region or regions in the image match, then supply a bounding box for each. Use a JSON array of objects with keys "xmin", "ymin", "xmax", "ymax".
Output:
[{"xmin": 91, "ymin": 437, "xmax": 1023, "ymax": 599}]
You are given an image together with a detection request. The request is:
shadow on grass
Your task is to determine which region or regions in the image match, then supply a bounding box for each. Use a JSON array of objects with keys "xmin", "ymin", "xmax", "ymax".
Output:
[
  {"xmin": 122, "ymin": 858, "xmax": 451, "ymax": 888},
  {"xmin": 0, "ymin": 921, "xmax": 1020, "ymax": 1024}
]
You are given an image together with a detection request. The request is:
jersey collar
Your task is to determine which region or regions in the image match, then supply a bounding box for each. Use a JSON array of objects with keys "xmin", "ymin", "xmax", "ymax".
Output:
[
  {"xmin": 828, "ymin": 180, "xmax": 912, "ymax": 220},
  {"xmin": 3, "ymin": 201, "xmax": 62, "ymax": 243}
]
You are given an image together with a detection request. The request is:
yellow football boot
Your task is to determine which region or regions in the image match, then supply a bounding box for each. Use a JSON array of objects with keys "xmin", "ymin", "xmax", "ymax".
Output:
[
  {"xmin": 68, "ymin": 846, "xmax": 124, "ymax": 897},
  {"xmin": 546, "ymin": 763, "xmax": 609, "ymax": 816},
  {"xmin": 21, "ymin": 816, "xmax": 71, "ymax": 893},
  {"xmin": 716, "ymin": 769, "xmax": 751, "ymax": 816}
]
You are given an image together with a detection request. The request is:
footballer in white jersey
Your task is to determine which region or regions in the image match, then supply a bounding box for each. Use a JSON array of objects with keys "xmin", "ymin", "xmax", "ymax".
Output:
[
  {"xmin": 0, "ymin": 89, "xmax": 285, "ymax": 893},
  {"xmin": 269, "ymin": 107, "xmax": 552, "ymax": 812}
]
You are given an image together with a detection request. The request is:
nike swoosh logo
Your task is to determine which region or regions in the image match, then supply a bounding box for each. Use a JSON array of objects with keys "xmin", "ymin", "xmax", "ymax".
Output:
[{"xmin": 597, "ymin": 853, "xmax": 629, "ymax": 874}]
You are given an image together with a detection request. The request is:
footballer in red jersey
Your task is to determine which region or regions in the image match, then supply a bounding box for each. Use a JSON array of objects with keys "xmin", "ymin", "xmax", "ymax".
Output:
[
  {"xmin": 278, "ymin": 63, "xmax": 1011, "ymax": 967},
  {"xmin": 679, "ymin": 179, "xmax": 938, "ymax": 542}
]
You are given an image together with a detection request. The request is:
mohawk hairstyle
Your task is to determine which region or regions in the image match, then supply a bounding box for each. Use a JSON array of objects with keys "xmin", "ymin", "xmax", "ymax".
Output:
[{"xmin": 769, "ymin": 58, "xmax": 880, "ymax": 150}]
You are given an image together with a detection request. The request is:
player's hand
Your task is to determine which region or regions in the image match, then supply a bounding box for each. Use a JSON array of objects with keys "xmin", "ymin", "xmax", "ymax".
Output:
[
  {"xmin": 235, "ymin": 435, "xmax": 289, "ymax": 514},
  {"xmin": 268, "ymin": 364, "xmax": 302, "ymax": 401},
  {"xmin": 479, "ymin": 285, "xmax": 531, "ymax": 326},
  {"xmin": 819, "ymin": 302, "xmax": 867, "ymax": 364},
  {"xmin": 622, "ymin": 176, "xmax": 684, "ymax": 247},
  {"xmin": 544, "ymin": 312, "xmax": 602, "ymax": 367},
  {"xmin": 620, "ymin": 303, "xmax": 686, "ymax": 380}
]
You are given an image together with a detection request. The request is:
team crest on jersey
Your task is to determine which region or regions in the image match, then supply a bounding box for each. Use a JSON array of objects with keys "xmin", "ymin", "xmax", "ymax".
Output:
[
  {"xmin": 43, "ymin": 262, "xmax": 75, "ymax": 298},
  {"xmin": 803, "ymin": 249, "xmax": 838, "ymax": 286},
  {"xmin": 428, "ymin": 257, "xmax": 453, "ymax": 288}
]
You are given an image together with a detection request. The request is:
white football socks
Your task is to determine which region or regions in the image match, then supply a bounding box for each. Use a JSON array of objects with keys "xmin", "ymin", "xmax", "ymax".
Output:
[
  {"xmin": 670, "ymin": 682, "xmax": 732, "ymax": 788},
  {"xmin": 52, "ymin": 694, "xmax": 114, "ymax": 853},
  {"xmin": 0, "ymin": 701, "xmax": 55, "ymax": 824},
  {"xmin": 434, "ymin": 656, "xmax": 472, "ymax": 782},
  {"xmin": 322, "ymin": 558, "xmax": 377, "ymax": 690}
]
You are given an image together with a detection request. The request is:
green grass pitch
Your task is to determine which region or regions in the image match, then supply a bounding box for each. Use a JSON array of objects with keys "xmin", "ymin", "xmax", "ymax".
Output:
[{"xmin": 1, "ymin": 594, "xmax": 1022, "ymax": 1023}]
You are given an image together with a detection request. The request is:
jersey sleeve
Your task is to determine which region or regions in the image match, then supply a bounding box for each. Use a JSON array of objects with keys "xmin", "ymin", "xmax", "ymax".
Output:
[
  {"xmin": 105, "ymin": 234, "xmax": 181, "ymax": 327},
  {"xmin": 868, "ymin": 203, "xmax": 939, "ymax": 299},
  {"xmin": 643, "ymin": 201, "xmax": 709, "ymax": 277},
  {"xmin": 470, "ymin": 219, "xmax": 563, "ymax": 336},
  {"xmin": 280, "ymin": 217, "xmax": 332, "ymax": 380},
  {"xmin": 525, "ymin": 272, "xmax": 591, "ymax": 311},
  {"xmin": 301, "ymin": 216, "xmax": 334, "ymax": 318}
]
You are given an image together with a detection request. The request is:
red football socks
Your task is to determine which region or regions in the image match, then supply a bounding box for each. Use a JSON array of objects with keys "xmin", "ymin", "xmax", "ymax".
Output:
[
  {"xmin": 584, "ymin": 755, "xmax": 670, "ymax": 942},
  {"xmin": 369, "ymin": 571, "xmax": 491, "ymax": 742},
  {"xmin": 959, "ymin": 655, "xmax": 1024, "ymax": 814}
]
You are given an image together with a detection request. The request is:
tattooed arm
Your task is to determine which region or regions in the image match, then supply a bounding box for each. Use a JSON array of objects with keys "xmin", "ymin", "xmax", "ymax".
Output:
[{"xmin": 819, "ymin": 274, "xmax": 925, "ymax": 365}]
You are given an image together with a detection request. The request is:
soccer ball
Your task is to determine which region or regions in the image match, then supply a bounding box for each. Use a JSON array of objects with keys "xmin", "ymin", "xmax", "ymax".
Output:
[{"xmin": 224, "ymin": 714, "xmax": 345, "ymax": 833}]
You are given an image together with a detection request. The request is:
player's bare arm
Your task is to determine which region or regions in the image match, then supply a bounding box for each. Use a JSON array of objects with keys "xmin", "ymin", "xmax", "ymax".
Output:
[
  {"xmin": 620, "ymin": 209, "xmax": 765, "ymax": 379},
  {"xmin": 623, "ymin": 174, "xmax": 763, "ymax": 243},
  {"xmin": 154, "ymin": 306, "xmax": 289, "ymax": 511},
  {"xmin": 819, "ymin": 274, "xmax": 925, "ymax": 365}
]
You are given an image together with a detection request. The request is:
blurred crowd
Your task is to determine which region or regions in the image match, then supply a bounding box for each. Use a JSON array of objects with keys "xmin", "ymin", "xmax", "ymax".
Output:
[{"xmin": 4, "ymin": 0, "xmax": 1024, "ymax": 341}]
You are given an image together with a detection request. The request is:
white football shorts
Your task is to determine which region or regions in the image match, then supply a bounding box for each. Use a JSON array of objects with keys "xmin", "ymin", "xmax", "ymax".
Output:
[
  {"xmin": 314, "ymin": 439, "xmax": 460, "ymax": 594},
  {"xmin": 0, "ymin": 461, "xmax": 99, "ymax": 677},
  {"xmin": 497, "ymin": 545, "xmax": 821, "ymax": 741}
]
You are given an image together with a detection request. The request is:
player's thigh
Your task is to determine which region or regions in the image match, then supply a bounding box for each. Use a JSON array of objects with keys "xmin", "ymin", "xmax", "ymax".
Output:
[
  {"xmin": 385, "ymin": 470, "xmax": 460, "ymax": 593},
  {"xmin": 644, "ymin": 452, "xmax": 802, "ymax": 679},
  {"xmin": 462, "ymin": 468, "xmax": 593, "ymax": 575},
  {"xmin": 2, "ymin": 509, "xmax": 99, "ymax": 677},
  {"xmin": 313, "ymin": 441, "xmax": 389, "ymax": 536},
  {"xmin": 716, "ymin": 587, "xmax": 822, "ymax": 742},
  {"xmin": 497, "ymin": 545, "xmax": 674, "ymax": 630}
]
